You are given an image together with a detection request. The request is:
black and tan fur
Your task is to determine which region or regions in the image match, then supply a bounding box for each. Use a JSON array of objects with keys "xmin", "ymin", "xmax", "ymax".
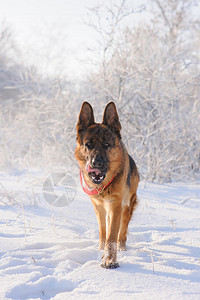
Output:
[{"xmin": 75, "ymin": 101, "xmax": 139, "ymax": 268}]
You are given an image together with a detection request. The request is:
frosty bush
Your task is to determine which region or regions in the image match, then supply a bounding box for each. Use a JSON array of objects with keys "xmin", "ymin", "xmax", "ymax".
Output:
[
  {"xmin": 0, "ymin": 24, "xmax": 79, "ymax": 172},
  {"xmin": 83, "ymin": 0, "xmax": 200, "ymax": 182}
]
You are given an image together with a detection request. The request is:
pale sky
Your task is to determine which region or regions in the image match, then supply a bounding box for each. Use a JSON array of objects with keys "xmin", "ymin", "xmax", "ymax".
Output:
[
  {"xmin": 0, "ymin": 0, "xmax": 103, "ymax": 78},
  {"xmin": 0, "ymin": 0, "xmax": 96, "ymax": 44}
]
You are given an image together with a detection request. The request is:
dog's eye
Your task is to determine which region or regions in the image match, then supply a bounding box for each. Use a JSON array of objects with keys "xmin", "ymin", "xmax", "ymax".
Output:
[
  {"xmin": 85, "ymin": 142, "xmax": 93, "ymax": 150},
  {"xmin": 103, "ymin": 142, "xmax": 110, "ymax": 149}
]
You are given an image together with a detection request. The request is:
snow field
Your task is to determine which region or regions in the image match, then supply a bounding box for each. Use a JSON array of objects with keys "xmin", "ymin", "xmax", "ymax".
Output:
[{"xmin": 0, "ymin": 174, "xmax": 200, "ymax": 299}]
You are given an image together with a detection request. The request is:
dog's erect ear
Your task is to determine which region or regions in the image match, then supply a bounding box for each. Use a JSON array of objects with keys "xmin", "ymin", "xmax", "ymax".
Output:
[
  {"xmin": 77, "ymin": 101, "xmax": 95, "ymax": 132},
  {"xmin": 102, "ymin": 102, "xmax": 121, "ymax": 138}
]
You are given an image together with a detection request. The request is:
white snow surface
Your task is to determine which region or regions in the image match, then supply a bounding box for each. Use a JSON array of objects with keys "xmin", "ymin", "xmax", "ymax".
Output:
[{"xmin": 0, "ymin": 172, "xmax": 200, "ymax": 300}]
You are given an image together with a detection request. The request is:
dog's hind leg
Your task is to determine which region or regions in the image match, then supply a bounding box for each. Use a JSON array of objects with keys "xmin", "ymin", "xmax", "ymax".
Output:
[{"xmin": 117, "ymin": 193, "xmax": 137, "ymax": 251}]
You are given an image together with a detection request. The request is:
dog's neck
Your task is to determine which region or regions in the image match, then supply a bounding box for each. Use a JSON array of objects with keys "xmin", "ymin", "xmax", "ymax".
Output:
[{"xmin": 80, "ymin": 169, "xmax": 116, "ymax": 197}]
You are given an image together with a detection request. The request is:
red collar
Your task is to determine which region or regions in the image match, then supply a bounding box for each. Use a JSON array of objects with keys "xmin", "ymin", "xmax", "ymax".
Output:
[{"xmin": 80, "ymin": 169, "xmax": 116, "ymax": 196}]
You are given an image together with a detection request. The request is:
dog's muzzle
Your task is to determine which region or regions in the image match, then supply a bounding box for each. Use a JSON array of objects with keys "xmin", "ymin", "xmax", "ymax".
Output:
[{"xmin": 85, "ymin": 161, "xmax": 107, "ymax": 184}]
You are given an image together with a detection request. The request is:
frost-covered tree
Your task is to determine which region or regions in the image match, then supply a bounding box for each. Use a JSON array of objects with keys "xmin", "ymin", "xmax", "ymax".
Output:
[
  {"xmin": 0, "ymin": 24, "xmax": 78, "ymax": 172},
  {"xmin": 83, "ymin": 0, "xmax": 200, "ymax": 182}
]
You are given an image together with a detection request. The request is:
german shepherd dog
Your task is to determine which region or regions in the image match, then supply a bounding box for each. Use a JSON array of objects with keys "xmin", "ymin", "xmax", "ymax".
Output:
[{"xmin": 75, "ymin": 102, "xmax": 139, "ymax": 269}]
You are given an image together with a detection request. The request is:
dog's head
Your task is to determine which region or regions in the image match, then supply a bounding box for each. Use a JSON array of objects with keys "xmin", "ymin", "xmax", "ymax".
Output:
[{"xmin": 75, "ymin": 102, "xmax": 122, "ymax": 185}]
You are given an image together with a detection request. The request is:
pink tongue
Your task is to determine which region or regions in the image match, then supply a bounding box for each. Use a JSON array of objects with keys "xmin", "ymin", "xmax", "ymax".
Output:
[{"xmin": 85, "ymin": 162, "xmax": 101, "ymax": 175}]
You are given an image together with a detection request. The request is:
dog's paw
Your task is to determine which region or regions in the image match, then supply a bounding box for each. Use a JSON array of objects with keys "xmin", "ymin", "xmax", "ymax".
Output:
[
  {"xmin": 101, "ymin": 262, "xmax": 120, "ymax": 269},
  {"xmin": 101, "ymin": 251, "xmax": 119, "ymax": 269},
  {"xmin": 101, "ymin": 242, "xmax": 119, "ymax": 268}
]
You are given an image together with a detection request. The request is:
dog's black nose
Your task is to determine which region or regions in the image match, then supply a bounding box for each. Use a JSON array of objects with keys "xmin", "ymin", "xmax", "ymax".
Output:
[{"xmin": 92, "ymin": 156, "xmax": 104, "ymax": 169}]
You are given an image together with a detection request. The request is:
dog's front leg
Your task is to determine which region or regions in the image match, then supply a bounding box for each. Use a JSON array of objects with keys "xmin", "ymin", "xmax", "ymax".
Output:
[
  {"xmin": 101, "ymin": 203, "xmax": 122, "ymax": 269},
  {"xmin": 91, "ymin": 199, "xmax": 106, "ymax": 250}
]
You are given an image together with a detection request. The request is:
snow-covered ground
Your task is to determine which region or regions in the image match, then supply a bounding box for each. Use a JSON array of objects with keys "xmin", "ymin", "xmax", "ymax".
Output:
[{"xmin": 0, "ymin": 172, "xmax": 199, "ymax": 299}]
